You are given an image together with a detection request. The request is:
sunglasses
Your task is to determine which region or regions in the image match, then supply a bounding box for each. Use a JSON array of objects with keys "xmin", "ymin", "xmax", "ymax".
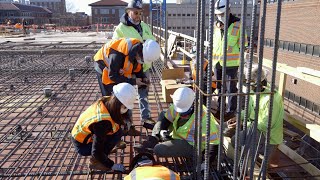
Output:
[{"xmin": 133, "ymin": 11, "xmax": 143, "ymax": 15}]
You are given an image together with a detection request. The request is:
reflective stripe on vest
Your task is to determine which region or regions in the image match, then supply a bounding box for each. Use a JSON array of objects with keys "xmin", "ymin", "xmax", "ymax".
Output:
[
  {"xmin": 126, "ymin": 166, "xmax": 179, "ymax": 180},
  {"xmin": 170, "ymin": 105, "xmax": 220, "ymax": 149},
  {"xmin": 71, "ymin": 99, "xmax": 120, "ymax": 144},
  {"xmin": 212, "ymin": 22, "xmax": 241, "ymax": 67},
  {"xmin": 94, "ymin": 38, "xmax": 141, "ymax": 85}
]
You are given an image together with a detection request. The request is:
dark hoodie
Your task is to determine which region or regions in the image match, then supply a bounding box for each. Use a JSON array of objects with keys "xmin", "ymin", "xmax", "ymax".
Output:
[{"xmin": 120, "ymin": 13, "xmax": 143, "ymax": 37}]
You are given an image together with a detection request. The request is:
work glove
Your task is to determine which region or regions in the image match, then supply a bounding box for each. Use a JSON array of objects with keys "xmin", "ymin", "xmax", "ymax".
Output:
[
  {"xmin": 159, "ymin": 130, "xmax": 171, "ymax": 142},
  {"xmin": 111, "ymin": 163, "xmax": 125, "ymax": 172}
]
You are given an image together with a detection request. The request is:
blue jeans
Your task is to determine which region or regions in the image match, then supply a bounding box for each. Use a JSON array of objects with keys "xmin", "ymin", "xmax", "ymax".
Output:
[
  {"xmin": 138, "ymin": 70, "xmax": 151, "ymax": 120},
  {"xmin": 214, "ymin": 63, "xmax": 238, "ymax": 113},
  {"xmin": 71, "ymin": 128, "xmax": 123, "ymax": 156}
]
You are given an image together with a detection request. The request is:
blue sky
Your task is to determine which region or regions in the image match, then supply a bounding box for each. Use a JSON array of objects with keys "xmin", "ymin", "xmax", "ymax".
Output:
[{"xmin": 67, "ymin": 0, "xmax": 176, "ymax": 15}]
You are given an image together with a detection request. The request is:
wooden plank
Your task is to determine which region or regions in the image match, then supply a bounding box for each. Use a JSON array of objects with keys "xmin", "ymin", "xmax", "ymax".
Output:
[
  {"xmin": 278, "ymin": 144, "xmax": 320, "ymax": 179},
  {"xmin": 278, "ymin": 72, "xmax": 287, "ymax": 98},
  {"xmin": 284, "ymin": 113, "xmax": 320, "ymax": 142},
  {"xmin": 263, "ymin": 58, "xmax": 320, "ymax": 86}
]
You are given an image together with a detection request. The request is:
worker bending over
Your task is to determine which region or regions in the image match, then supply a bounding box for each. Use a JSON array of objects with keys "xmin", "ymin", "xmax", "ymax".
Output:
[
  {"xmin": 125, "ymin": 153, "xmax": 180, "ymax": 180},
  {"xmin": 93, "ymin": 38, "xmax": 160, "ymax": 135},
  {"xmin": 135, "ymin": 87, "xmax": 220, "ymax": 164},
  {"xmin": 71, "ymin": 83, "xmax": 137, "ymax": 172}
]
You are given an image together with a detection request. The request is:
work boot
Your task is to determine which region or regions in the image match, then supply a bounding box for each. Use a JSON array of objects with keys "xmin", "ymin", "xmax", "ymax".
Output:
[
  {"xmin": 89, "ymin": 157, "xmax": 110, "ymax": 171},
  {"xmin": 110, "ymin": 140, "xmax": 126, "ymax": 153},
  {"xmin": 142, "ymin": 117, "xmax": 156, "ymax": 130},
  {"xmin": 125, "ymin": 126, "xmax": 141, "ymax": 136},
  {"xmin": 134, "ymin": 135, "xmax": 159, "ymax": 153}
]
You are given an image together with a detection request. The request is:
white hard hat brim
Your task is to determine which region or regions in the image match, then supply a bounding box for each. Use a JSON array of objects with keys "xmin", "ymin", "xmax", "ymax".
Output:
[{"xmin": 215, "ymin": 8, "xmax": 225, "ymax": 14}]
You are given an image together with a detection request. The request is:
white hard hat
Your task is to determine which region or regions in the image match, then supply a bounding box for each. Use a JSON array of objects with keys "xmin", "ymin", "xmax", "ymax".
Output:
[
  {"xmin": 143, "ymin": 39, "xmax": 161, "ymax": 64},
  {"xmin": 244, "ymin": 64, "xmax": 268, "ymax": 85},
  {"xmin": 170, "ymin": 87, "xmax": 195, "ymax": 113},
  {"xmin": 112, "ymin": 83, "xmax": 137, "ymax": 109},
  {"xmin": 215, "ymin": 0, "xmax": 230, "ymax": 15}
]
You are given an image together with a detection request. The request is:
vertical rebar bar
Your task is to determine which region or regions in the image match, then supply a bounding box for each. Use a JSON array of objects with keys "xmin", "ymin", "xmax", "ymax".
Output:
[
  {"xmin": 233, "ymin": 0, "xmax": 247, "ymax": 178},
  {"xmin": 217, "ymin": 0, "xmax": 230, "ymax": 172},
  {"xmin": 261, "ymin": 0, "xmax": 282, "ymax": 179},
  {"xmin": 193, "ymin": 0, "xmax": 201, "ymax": 178},
  {"xmin": 196, "ymin": 0, "xmax": 206, "ymax": 178},
  {"xmin": 204, "ymin": 0, "xmax": 215, "ymax": 179},
  {"xmin": 164, "ymin": 0, "xmax": 168, "ymax": 65},
  {"xmin": 249, "ymin": 0, "xmax": 267, "ymax": 178}
]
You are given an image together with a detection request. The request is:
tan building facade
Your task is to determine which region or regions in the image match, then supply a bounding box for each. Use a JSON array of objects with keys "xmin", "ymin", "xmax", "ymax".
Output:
[{"xmin": 262, "ymin": 0, "xmax": 320, "ymax": 112}]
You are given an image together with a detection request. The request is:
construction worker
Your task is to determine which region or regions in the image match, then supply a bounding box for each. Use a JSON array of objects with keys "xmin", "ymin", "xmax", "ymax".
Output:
[
  {"xmin": 113, "ymin": 0, "xmax": 157, "ymax": 129},
  {"xmin": 93, "ymin": 38, "xmax": 160, "ymax": 135},
  {"xmin": 227, "ymin": 65, "xmax": 284, "ymax": 164},
  {"xmin": 71, "ymin": 83, "xmax": 137, "ymax": 172},
  {"xmin": 124, "ymin": 153, "xmax": 180, "ymax": 180},
  {"xmin": 134, "ymin": 87, "xmax": 220, "ymax": 163},
  {"xmin": 213, "ymin": 0, "xmax": 248, "ymax": 120}
]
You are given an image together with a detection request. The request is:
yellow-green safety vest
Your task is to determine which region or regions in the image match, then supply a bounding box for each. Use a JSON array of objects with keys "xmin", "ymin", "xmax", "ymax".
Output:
[
  {"xmin": 113, "ymin": 21, "xmax": 156, "ymax": 72},
  {"xmin": 165, "ymin": 104, "xmax": 220, "ymax": 151},
  {"xmin": 212, "ymin": 21, "xmax": 248, "ymax": 67}
]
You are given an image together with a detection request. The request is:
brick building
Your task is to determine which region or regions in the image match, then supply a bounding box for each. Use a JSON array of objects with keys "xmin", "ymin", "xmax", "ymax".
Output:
[
  {"xmin": 0, "ymin": 2, "xmax": 52, "ymax": 25},
  {"xmin": 29, "ymin": 0, "xmax": 65, "ymax": 14},
  {"xmin": 262, "ymin": 0, "xmax": 320, "ymax": 117},
  {"xmin": 89, "ymin": 0, "xmax": 127, "ymax": 25}
]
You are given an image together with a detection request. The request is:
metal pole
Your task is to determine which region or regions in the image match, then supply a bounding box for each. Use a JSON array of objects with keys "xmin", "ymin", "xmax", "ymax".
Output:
[
  {"xmin": 193, "ymin": 0, "xmax": 201, "ymax": 178},
  {"xmin": 204, "ymin": 0, "xmax": 215, "ymax": 179},
  {"xmin": 164, "ymin": 0, "xmax": 168, "ymax": 65},
  {"xmin": 249, "ymin": 0, "xmax": 267, "ymax": 178},
  {"xmin": 261, "ymin": 0, "xmax": 282, "ymax": 179},
  {"xmin": 196, "ymin": 0, "xmax": 205, "ymax": 178},
  {"xmin": 217, "ymin": 0, "xmax": 229, "ymax": 172},
  {"xmin": 150, "ymin": 0, "xmax": 153, "ymax": 34},
  {"xmin": 233, "ymin": 0, "xmax": 247, "ymax": 179}
]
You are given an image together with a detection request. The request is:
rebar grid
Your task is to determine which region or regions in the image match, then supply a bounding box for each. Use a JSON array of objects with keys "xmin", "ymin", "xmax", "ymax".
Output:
[{"xmin": 0, "ymin": 46, "xmax": 206, "ymax": 179}]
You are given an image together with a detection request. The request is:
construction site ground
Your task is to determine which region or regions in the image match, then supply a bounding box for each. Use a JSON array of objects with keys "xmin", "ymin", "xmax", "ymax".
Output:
[{"xmin": 0, "ymin": 32, "xmax": 318, "ymax": 179}]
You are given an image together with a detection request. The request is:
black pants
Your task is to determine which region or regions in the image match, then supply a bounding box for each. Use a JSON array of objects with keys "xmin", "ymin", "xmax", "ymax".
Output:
[
  {"xmin": 71, "ymin": 129, "xmax": 123, "ymax": 156},
  {"xmin": 214, "ymin": 63, "xmax": 238, "ymax": 113}
]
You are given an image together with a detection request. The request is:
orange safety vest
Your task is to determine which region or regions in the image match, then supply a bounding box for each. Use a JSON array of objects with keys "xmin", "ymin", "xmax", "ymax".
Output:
[
  {"xmin": 71, "ymin": 98, "xmax": 120, "ymax": 144},
  {"xmin": 191, "ymin": 59, "xmax": 217, "ymax": 88},
  {"xmin": 124, "ymin": 165, "xmax": 180, "ymax": 180},
  {"xmin": 94, "ymin": 38, "xmax": 142, "ymax": 85}
]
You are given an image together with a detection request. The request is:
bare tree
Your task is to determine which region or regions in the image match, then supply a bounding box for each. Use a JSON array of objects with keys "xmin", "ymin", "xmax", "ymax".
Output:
[{"xmin": 66, "ymin": 0, "xmax": 79, "ymax": 13}]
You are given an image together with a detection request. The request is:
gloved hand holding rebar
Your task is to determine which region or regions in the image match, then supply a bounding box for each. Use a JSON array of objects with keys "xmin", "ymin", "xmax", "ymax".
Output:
[{"xmin": 111, "ymin": 163, "xmax": 125, "ymax": 172}]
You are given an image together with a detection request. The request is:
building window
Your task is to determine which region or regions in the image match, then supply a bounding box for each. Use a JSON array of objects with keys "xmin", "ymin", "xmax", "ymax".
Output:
[
  {"xmin": 112, "ymin": 9, "xmax": 115, "ymax": 14},
  {"xmin": 182, "ymin": 27, "xmax": 185, "ymax": 29},
  {"xmin": 177, "ymin": 27, "xmax": 181, "ymax": 29},
  {"xmin": 94, "ymin": 9, "xmax": 98, "ymax": 15},
  {"xmin": 187, "ymin": 26, "xmax": 190, "ymax": 29},
  {"xmin": 300, "ymin": 44, "xmax": 306, "ymax": 54},
  {"xmin": 283, "ymin": 41, "xmax": 289, "ymax": 50},
  {"xmin": 100, "ymin": 9, "xmax": 109, "ymax": 14},
  {"xmin": 279, "ymin": 40, "xmax": 283, "ymax": 49},
  {"xmin": 187, "ymin": 14, "xmax": 190, "ymax": 16},
  {"xmin": 168, "ymin": 14, "xmax": 172, "ymax": 16},
  {"xmin": 294, "ymin": 43, "xmax": 300, "ymax": 53},
  {"xmin": 182, "ymin": 14, "xmax": 185, "ymax": 16},
  {"xmin": 173, "ymin": 14, "xmax": 176, "ymax": 16},
  {"xmin": 306, "ymin": 45, "xmax": 314, "ymax": 55},
  {"xmin": 288, "ymin": 42, "xmax": 294, "ymax": 52},
  {"xmin": 192, "ymin": 14, "xmax": 195, "ymax": 16},
  {"xmin": 177, "ymin": 14, "xmax": 181, "ymax": 16},
  {"xmin": 313, "ymin": 46, "xmax": 319, "ymax": 57}
]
